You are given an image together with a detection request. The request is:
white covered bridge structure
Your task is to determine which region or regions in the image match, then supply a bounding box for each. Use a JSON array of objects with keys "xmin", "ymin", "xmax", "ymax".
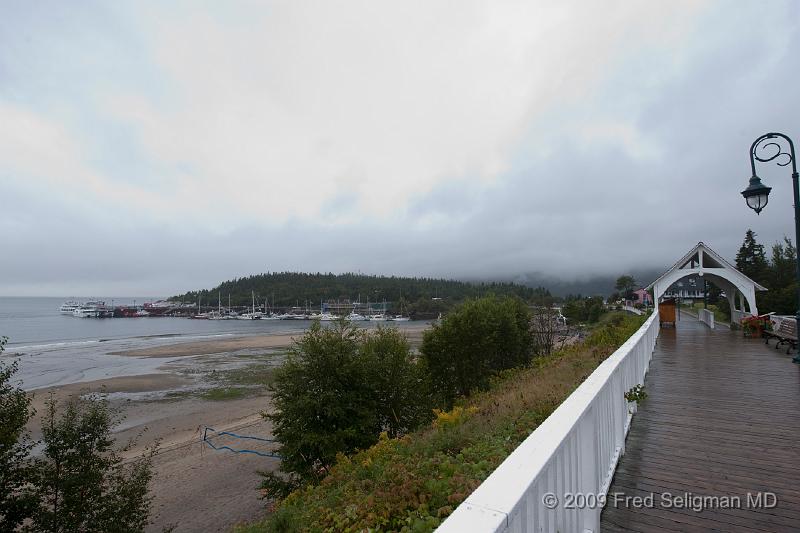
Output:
[
  {"xmin": 438, "ymin": 243, "xmax": 799, "ymax": 533},
  {"xmin": 648, "ymin": 242, "xmax": 766, "ymax": 324}
]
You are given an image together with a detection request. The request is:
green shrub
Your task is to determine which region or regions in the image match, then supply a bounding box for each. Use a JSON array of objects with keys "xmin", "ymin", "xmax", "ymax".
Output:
[
  {"xmin": 420, "ymin": 295, "xmax": 533, "ymax": 405},
  {"xmin": 261, "ymin": 320, "xmax": 432, "ymax": 499}
]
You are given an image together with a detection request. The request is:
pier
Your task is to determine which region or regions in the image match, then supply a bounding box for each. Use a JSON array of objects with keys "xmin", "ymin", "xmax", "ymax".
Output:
[{"xmin": 600, "ymin": 317, "xmax": 800, "ymax": 532}]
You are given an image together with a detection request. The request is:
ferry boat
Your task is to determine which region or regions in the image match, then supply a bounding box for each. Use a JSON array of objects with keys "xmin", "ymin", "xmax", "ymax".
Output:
[
  {"xmin": 59, "ymin": 301, "xmax": 81, "ymax": 314},
  {"xmin": 73, "ymin": 301, "xmax": 109, "ymax": 318}
]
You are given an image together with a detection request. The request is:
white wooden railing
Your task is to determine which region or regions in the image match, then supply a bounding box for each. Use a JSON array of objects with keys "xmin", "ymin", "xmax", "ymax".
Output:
[
  {"xmin": 731, "ymin": 309, "xmax": 745, "ymax": 325},
  {"xmin": 698, "ymin": 308, "xmax": 715, "ymax": 329},
  {"xmin": 621, "ymin": 305, "xmax": 643, "ymax": 316},
  {"xmin": 438, "ymin": 311, "xmax": 660, "ymax": 533}
]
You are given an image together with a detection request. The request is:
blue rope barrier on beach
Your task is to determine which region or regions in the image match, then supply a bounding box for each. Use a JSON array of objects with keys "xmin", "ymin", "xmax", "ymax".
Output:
[{"xmin": 203, "ymin": 427, "xmax": 281, "ymax": 458}]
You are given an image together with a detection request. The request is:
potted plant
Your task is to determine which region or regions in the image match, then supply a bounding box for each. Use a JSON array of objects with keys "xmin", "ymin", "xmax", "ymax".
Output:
[{"xmin": 741, "ymin": 315, "xmax": 769, "ymax": 338}]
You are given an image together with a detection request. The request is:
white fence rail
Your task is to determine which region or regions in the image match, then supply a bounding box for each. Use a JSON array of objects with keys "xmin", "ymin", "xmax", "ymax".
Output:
[
  {"xmin": 621, "ymin": 305, "xmax": 643, "ymax": 316},
  {"xmin": 731, "ymin": 309, "xmax": 748, "ymax": 326},
  {"xmin": 437, "ymin": 311, "xmax": 660, "ymax": 533},
  {"xmin": 698, "ymin": 308, "xmax": 715, "ymax": 329}
]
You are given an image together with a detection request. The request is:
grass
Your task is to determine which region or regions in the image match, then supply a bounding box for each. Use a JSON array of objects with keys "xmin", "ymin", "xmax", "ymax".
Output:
[
  {"xmin": 200, "ymin": 387, "xmax": 248, "ymax": 401},
  {"xmin": 200, "ymin": 359, "xmax": 277, "ymax": 401},
  {"xmin": 213, "ymin": 363, "xmax": 278, "ymax": 387},
  {"xmin": 236, "ymin": 312, "xmax": 647, "ymax": 533},
  {"xmin": 680, "ymin": 301, "xmax": 731, "ymax": 324}
]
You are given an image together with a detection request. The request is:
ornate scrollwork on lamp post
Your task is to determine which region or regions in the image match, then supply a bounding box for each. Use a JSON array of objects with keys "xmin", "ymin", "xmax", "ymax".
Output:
[{"xmin": 742, "ymin": 132, "xmax": 800, "ymax": 363}]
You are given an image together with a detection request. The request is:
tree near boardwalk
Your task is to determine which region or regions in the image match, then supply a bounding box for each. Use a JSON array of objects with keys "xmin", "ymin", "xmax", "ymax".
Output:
[
  {"xmin": 261, "ymin": 320, "xmax": 432, "ymax": 499},
  {"xmin": 614, "ymin": 275, "xmax": 637, "ymax": 299},
  {"xmin": 735, "ymin": 229, "xmax": 769, "ymax": 283},
  {"xmin": 262, "ymin": 320, "xmax": 378, "ymax": 497},
  {"xmin": 420, "ymin": 295, "xmax": 534, "ymax": 406},
  {"xmin": 530, "ymin": 304, "xmax": 567, "ymax": 357},
  {"xmin": 358, "ymin": 326, "xmax": 432, "ymax": 439}
]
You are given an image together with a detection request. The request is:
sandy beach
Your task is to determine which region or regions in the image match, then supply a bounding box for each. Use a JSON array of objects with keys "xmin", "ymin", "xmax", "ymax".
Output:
[
  {"xmin": 24, "ymin": 322, "xmax": 431, "ymax": 532},
  {"xmin": 109, "ymin": 333, "xmax": 302, "ymax": 358},
  {"xmin": 111, "ymin": 322, "xmax": 430, "ymax": 358}
]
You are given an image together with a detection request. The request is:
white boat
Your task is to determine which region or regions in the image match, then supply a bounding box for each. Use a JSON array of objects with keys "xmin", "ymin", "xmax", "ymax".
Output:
[
  {"xmin": 59, "ymin": 301, "xmax": 81, "ymax": 314},
  {"xmin": 73, "ymin": 301, "xmax": 107, "ymax": 318},
  {"xmin": 368, "ymin": 301, "xmax": 392, "ymax": 321},
  {"xmin": 318, "ymin": 312, "xmax": 338, "ymax": 321},
  {"xmin": 207, "ymin": 292, "xmax": 228, "ymax": 319},
  {"xmin": 347, "ymin": 312, "xmax": 367, "ymax": 321},
  {"xmin": 391, "ymin": 315, "xmax": 410, "ymax": 322},
  {"xmin": 134, "ymin": 309, "xmax": 150, "ymax": 317},
  {"xmin": 238, "ymin": 291, "xmax": 262, "ymax": 320}
]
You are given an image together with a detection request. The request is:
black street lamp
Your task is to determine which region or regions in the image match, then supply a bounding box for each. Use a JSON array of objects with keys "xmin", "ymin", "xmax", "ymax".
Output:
[{"xmin": 742, "ymin": 132, "xmax": 800, "ymax": 364}]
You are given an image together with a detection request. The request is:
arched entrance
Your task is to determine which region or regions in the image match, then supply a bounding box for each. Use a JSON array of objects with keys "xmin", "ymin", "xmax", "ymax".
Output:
[{"xmin": 647, "ymin": 242, "xmax": 766, "ymax": 319}]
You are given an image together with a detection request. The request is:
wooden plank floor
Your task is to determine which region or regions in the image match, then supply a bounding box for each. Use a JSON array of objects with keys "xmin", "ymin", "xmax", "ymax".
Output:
[{"xmin": 601, "ymin": 316, "xmax": 800, "ymax": 532}]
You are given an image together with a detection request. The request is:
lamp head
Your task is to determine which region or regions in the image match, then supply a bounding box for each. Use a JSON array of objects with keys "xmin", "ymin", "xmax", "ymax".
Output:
[{"xmin": 741, "ymin": 175, "xmax": 772, "ymax": 214}]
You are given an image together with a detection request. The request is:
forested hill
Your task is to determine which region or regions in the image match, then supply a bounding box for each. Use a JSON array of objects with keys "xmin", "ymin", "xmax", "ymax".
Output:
[{"xmin": 170, "ymin": 272, "xmax": 550, "ymax": 315}]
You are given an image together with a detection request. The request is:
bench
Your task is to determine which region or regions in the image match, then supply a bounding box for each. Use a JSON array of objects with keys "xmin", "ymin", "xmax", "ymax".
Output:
[{"xmin": 764, "ymin": 318, "xmax": 798, "ymax": 354}]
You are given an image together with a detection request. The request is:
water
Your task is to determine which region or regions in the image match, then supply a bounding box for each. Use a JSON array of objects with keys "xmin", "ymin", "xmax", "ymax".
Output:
[
  {"xmin": 0, "ymin": 297, "xmax": 320, "ymax": 390},
  {"xmin": 0, "ymin": 297, "xmax": 423, "ymax": 390}
]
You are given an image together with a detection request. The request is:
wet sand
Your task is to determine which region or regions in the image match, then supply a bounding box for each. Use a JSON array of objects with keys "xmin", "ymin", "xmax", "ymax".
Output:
[
  {"xmin": 112, "ymin": 322, "xmax": 430, "ymax": 358},
  {"xmin": 110, "ymin": 333, "xmax": 299, "ymax": 358}
]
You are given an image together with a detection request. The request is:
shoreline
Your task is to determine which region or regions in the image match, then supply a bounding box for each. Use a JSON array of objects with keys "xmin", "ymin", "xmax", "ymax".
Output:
[
  {"xmin": 109, "ymin": 332, "xmax": 300, "ymax": 358},
  {"xmin": 110, "ymin": 321, "xmax": 431, "ymax": 358}
]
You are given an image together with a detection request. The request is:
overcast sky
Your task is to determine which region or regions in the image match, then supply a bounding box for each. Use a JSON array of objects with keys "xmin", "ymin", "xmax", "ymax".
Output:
[{"xmin": 1, "ymin": 0, "xmax": 799, "ymax": 296}]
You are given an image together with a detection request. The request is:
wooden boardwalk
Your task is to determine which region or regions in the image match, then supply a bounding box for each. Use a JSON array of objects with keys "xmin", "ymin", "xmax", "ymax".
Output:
[{"xmin": 601, "ymin": 316, "xmax": 800, "ymax": 532}]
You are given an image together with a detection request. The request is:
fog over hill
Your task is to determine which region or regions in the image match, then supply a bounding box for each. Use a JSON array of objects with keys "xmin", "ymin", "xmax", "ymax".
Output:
[{"xmin": 495, "ymin": 269, "xmax": 664, "ymax": 298}]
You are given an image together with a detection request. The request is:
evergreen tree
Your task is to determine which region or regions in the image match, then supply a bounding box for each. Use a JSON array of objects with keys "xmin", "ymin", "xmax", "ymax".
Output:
[
  {"xmin": 735, "ymin": 229, "xmax": 769, "ymax": 283},
  {"xmin": 758, "ymin": 237, "xmax": 798, "ymax": 315},
  {"xmin": 614, "ymin": 275, "xmax": 637, "ymax": 298}
]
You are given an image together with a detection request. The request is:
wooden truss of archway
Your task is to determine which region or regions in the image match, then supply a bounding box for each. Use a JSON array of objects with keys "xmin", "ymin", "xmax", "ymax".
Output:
[{"xmin": 647, "ymin": 242, "xmax": 767, "ymax": 317}]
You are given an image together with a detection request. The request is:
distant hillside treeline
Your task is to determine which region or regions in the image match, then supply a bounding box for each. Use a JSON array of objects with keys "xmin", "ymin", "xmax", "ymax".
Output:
[{"xmin": 170, "ymin": 272, "xmax": 551, "ymax": 316}]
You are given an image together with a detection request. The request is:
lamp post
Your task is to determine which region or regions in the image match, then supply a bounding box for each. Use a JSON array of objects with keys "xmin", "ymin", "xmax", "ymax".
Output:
[{"xmin": 741, "ymin": 132, "xmax": 800, "ymax": 364}]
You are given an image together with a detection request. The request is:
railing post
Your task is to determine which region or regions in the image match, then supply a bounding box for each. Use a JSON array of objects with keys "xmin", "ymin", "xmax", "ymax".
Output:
[{"xmin": 577, "ymin": 410, "xmax": 600, "ymax": 533}]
